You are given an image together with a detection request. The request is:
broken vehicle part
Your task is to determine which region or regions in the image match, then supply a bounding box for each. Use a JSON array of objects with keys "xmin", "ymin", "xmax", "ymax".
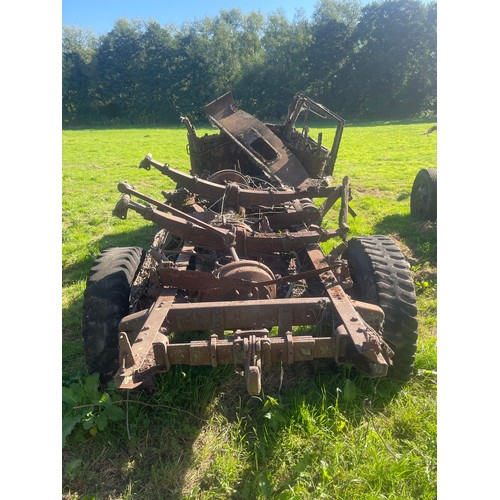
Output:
[{"xmin": 82, "ymin": 93, "xmax": 418, "ymax": 396}]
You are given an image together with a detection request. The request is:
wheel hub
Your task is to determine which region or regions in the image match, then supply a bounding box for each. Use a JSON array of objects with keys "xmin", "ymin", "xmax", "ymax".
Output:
[{"xmin": 198, "ymin": 260, "xmax": 277, "ymax": 301}]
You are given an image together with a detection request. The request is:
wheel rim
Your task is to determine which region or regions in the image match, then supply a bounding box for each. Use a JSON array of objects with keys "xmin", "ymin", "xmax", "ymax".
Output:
[
  {"xmin": 413, "ymin": 182, "xmax": 430, "ymax": 216},
  {"xmin": 208, "ymin": 170, "xmax": 248, "ymax": 186}
]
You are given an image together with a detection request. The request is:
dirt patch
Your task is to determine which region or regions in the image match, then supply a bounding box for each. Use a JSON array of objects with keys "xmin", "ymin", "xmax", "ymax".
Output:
[
  {"xmin": 354, "ymin": 187, "xmax": 384, "ymax": 197},
  {"xmin": 387, "ymin": 233, "xmax": 419, "ymax": 267},
  {"xmin": 411, "ymin": 220, "xmax": 437, "ymax": 233},
  {"xmin": 412, "ymin": 263, "xmax": 437, "ymax": 284}
]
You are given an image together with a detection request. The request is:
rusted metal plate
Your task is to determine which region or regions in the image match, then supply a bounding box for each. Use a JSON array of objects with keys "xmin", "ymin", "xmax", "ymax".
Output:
[{"xmin": 205, "ymin": 92, "xmax": 311, "ymax": 187}]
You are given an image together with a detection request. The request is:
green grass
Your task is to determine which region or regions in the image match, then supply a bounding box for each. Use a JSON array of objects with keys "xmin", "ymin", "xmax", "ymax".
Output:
[{"xmin": 62, "ymin": 120, "xmax": 437, "ymax": 499}]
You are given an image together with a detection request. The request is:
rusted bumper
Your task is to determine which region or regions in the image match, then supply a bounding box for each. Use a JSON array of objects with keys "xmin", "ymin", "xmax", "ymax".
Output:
[{"xmin": 114, "ymin": 296, "xmax": 386, "ymax": 395}]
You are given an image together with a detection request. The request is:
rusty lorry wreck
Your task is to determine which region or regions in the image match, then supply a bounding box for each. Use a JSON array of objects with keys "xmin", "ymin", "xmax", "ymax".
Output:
[{"xmin": 82, "ymin": 92, "xmax": 418, "ymax": 396}]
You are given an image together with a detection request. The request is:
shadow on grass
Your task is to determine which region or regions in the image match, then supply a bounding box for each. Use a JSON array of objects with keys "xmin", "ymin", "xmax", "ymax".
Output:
[
  {"xmin": 62, "ymin": 225, "xmax": 235, "ymax": 496},
  {"xmin": 63, "ymin": 365, "xmax": 237, "ymax": 498},
  {"xmin": 211, "ymin": 362, "xmax": 410, "ymax": 497},
  {"xmin": 63, "ymin": 359, "xmax": 409, "ymax": 498},
  {"xmin": 345, "ymin": 117, "xmax": 436, "ymax": 128},
  {"xmin": 373, "ymin": 213, "xmax": 437, "ymax": 266},
  {"xmin": 63, "ymin": 225, "xmax": 159, "ymax": 286},
  {"xmin": 63, "ymin": 123, "xmax": 204, "ymax": 131}
]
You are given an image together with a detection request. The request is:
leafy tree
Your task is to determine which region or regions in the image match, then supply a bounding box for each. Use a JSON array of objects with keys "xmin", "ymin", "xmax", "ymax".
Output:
[
  {"xmin": 342, "ymin": 0, "xmax": 437, "ymax": 118},
  {"xmin": 312, "ymin": 0, "xmax": 362, "ymax": 27},
  {"xmin": 61, "ymin": 0, "xmax": 437, "ymax": 125},
  {"xmin": 170, "ymin": 9, "xmax": 266, "ymax": 120},
  {"xmin": 305, "ymin": 18, "xmax": 353, "ymax": 111},
  {"xmin": 252, "ymin": 10, "xmax": 312, "ymax": 119},
  {"xmin": 304, "ymin": 0, "xmax": 361, "ymax": 112},
  {"xmin": 168, "ymin": 23, "xmax": 212, "ymax": 119},
  {"xmin": 138, "ymin": 20, "xmax": 178, "ymax": 122},
  {"xmin": 94, "ymin": 18, "xmax": 145, "ymax": 121},
  {"xmin": 400, "ymin": 1, "xmax": 436, "ymax": 116},
  {"xmin": 62, "ymin": 27, "xmax": 100, "ymax": 123}
]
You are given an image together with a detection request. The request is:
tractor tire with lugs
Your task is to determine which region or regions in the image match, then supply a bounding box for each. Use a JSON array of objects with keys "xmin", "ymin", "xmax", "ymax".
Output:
[
  {"xmin": 82, "ymin": 247, "xmax": 145, "ymax": 381},
  {"xmin": 345, "ymin": 235, "xmax": 418, "ymax": 380}
]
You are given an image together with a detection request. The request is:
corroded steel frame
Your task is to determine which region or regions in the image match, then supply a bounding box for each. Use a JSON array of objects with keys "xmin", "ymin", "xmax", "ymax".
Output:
[
  {"xmin": 114, "ymin": 290, "xmax": 386, "ymax": 394},
  {"xmin": 109, "ymin": 92, "xmax": 393, "ymax": 395}
]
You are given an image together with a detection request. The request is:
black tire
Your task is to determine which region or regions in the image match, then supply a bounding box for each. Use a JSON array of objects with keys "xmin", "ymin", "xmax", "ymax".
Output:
[
  {"xmin": 344, "ymin": 236, "xmax": 418, "ymax": 380},
  {"xmin": 410, "ymin": 168, "xmax": 437, "ymax": 221},
  {"xmin": 82, "ymin": 247, "xmax": 145, "ymax": 381}
]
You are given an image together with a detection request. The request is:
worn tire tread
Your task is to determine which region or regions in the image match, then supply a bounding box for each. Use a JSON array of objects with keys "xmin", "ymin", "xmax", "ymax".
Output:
[
  {"xmin": 345, "ymin": 235, "xmax": 418, "ymax": 380},
  {"xmin": 82, "ymin": 247, "xmax": 144, "ymax": 381}
]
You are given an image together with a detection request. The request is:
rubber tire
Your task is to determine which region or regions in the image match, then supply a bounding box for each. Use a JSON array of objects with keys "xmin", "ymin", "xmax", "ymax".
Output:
[
  {"xmin": 344, "ymin": 236, "xmax": 418, "ymax": 380},
  {"xmin": 82, "ymin": 247, "xmax": 145, "ymax": 381},
  {"xmin": 410, "ymin": 168, "xmax": 437, "ymax": 221}
]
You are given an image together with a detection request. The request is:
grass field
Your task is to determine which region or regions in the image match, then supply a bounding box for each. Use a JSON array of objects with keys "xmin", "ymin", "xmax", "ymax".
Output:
[{"xmin": 62, "ymin": 120, "xmax": 437, "ymax": 499}]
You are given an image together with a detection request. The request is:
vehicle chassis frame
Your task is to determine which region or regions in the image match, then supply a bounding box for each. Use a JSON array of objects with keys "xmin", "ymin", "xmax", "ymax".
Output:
[{"xmin": 108, "ymin": 92, "xmax": 396, "ymax": 395}]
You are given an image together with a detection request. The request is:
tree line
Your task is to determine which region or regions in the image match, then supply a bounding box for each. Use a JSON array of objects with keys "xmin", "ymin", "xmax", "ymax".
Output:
[{"xmin": 62, "ymin": 0, "xmax": 436, "ymax": 126}]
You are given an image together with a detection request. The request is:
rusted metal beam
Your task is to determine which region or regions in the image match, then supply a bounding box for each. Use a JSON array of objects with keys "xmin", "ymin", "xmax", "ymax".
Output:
[
  {"xmin": 155, "ymin": 262, "xmax": 332, "ymax": 293},
  {"xmin": 139, "ymin": 154, "xmax": 341, "ymax": 207},
  {"xmin": 117, "ymin": 181, "xmax": 234, "ymax": 246},
  {"xmin": 283, "ymin": 93, "xmax": 345, "ymax": 176},
  {"xmin": 118, "ymin": 297, "xmax": 384, "ymax": 335},
  {"xmin": 116, "ymin": 196, "xmax": 346, "ymax": 254},
  {"xmin": 205, "ymin": 92, "xmax": 311, "ymax": 187},
  {"xmin": 115, "ymin": 331, "xmax": 344, "ymax": 390},
  {"xmin": 115, "ymin": 286, "xmax": 176, "ymax": 389},
  {"xmin": 304, "ymin": 245, "xmax": 391, "ymax": 376}
]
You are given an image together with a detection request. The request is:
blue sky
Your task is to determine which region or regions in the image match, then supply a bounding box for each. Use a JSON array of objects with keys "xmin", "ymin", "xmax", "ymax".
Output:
[
  {"xmin": 62, "ymin": 0, "xmax": 320, "ymax": 35},
  {"xmin": 63, "ymin": 0, "xmax": 438, "ymax": 36}
]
